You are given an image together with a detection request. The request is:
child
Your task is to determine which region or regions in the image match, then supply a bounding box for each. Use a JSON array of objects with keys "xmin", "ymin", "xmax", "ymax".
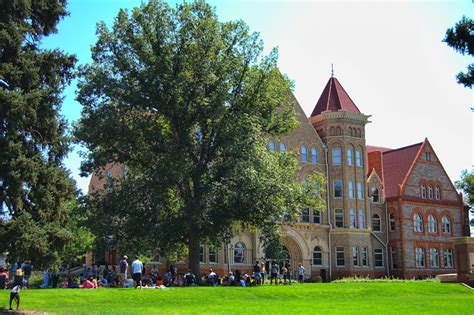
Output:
[{"xmin": 9, "ymin": 284, "xmax": 20, "ymax": 310}]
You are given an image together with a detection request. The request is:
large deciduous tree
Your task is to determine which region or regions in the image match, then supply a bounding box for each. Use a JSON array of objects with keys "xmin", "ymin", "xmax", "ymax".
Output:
[
  {"xmin": 0, "ymin": 0, "xmax": 80, "ymax": 268},
  {"xmin": 443, "ymin": 16, "xmax": 473, "ymax": 88},
  {"xmin": 75, "ymin": 0, "xmax": 324, "ymax": 278}
]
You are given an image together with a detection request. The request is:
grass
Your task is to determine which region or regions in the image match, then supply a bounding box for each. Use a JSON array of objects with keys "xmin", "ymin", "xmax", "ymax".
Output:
[{"xmin": 0, "ymin": 282, "xmax": 472, "ymax": 314}]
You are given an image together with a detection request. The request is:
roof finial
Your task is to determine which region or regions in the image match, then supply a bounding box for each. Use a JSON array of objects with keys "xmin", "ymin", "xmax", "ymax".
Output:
[{"xmin": 331, "ymin": 63, "xmax": 334, "ymax": 77}]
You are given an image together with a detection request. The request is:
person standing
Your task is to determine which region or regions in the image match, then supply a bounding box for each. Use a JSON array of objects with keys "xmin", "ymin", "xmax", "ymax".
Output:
[
  {"xmin": 253, "ymin": 261, "xmax": 261, "ymax": 285},
  {"xmin": 270, "ymin": 263, "xmax": 279, "ymax": 285},
  {"xmin": 286, "ymin": 263, "xmax": 292, "ymax": 285},
  {"xmin": 23, "ymin": 261, "xmax": 32, "ymax": 285},
  {"xmin": 9, "ymin": 262, "xmax": 18, "ymax": 283},
  {"xmin": 9, "ymin": 283, "xmax": 20, "ymax": 310},
  {"xmin": 131, "ymin": 256, "xmax": 143, "ymax": 288},
  {"xmin": 297, "ymin": 263, "xmax": 305, "ymax": 284},
  {"xmin": 119, "ymin": 255, "xmax": 128, "ymax": 288},
  {"xmin": 260, "ymin": 262, "xmax": 266, "ymax": 285}
]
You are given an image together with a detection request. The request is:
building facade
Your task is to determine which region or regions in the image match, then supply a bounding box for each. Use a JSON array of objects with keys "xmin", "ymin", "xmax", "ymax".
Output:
[{"xmin": 89, "ymin": 76, "xmax": 465, "ymax": 280}]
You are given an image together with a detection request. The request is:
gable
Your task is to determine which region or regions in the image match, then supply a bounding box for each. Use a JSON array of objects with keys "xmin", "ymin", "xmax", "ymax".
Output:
[{"xmin": 402, "ymin": 140, "xmax": 459, "ymax": 202}]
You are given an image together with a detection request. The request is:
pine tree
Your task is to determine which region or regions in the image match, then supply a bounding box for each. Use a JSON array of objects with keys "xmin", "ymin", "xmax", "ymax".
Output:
[{"xmin": 0, "ymin": 0, "xmax": 78, "ymax": 267}]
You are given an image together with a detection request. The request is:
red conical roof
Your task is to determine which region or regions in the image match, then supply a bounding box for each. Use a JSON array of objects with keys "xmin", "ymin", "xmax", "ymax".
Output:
[{"xmin": 311, "ymin": 77, "xmax": 361, "ymax": 117}]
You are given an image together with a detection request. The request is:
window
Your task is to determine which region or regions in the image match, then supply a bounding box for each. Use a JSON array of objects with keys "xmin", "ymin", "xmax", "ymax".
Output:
[
  {"xmin": 352, "ymin": 246, "xmax": 360, "ymax": 266},
  {"xmin": 268, "ymin": 141, "xmax": 276, "ymax": 152},
  {"xmin": 435, "ymin": 186, "xmax": 441, "ymax": 200},
  {"xmin": 349, "ymin": 209, "xmax": 356, "ymax": 229},
  {"xmin": 416, "ymin": 247, "xmax": 425, "ymax": 267},
  {"xmin": 414, "ymin": 213, "xmax": 423, "ymax": 232},
  {"xmin": 332, "ymin": 147, "xmax": 342, "ymax": 165},
  {"xmin": 374, "ymin": 249, "xmax": 384, "ymax": 267},
  {"xmin": 430, "ymin": 248, "xmax": 439, "ymax": 268},
  {"xmin": 372, "ymin": 214, "xmax": 381, "ymax": 232},
  {"xmin": 358, "ymin": 209, "xmax": 366, "ymax": 229},
  {"xmin": 313, "ymin": 246, "xmax": 322, "ymax": 266},
  {"xmin": 362, "ymin": 247, "xmax": 368, "ymax": 266},
  {"xmin": 334, "ymin": 180, "xmax": 343, "ymax": 198},
  {"xmin": 313, "ymin": 210, "xmax": 321, "ymax": 224},
  {"xmin": 348, "ymin": 181, "xmax": 354, "ymax": 199},
  {"xmin": 301, "ymin": 146, "xmax": 307, "ymax": 162},
  {"xmin": 200, "ymin": 246, "xmax": 204, "ymax": 263},
  {"xmin": 336, "ymin": 247, "xmax": 345, "ymax": 266},
  {"xmin": 209, "ymin": 247, "xmax": 218, "ymax": 263},
  {"xmin": 371, "ymin": 187, "xmax": 379, "ymax": 202},
  {"xmin": 356, "ymin": 150, "xmax": 363, "ymax": 167},
  {"xmin": 311, "ymin": 148, "xmax": 318, "ymax": 164},
  {"xmin": 334, "ymin": 209, "xmax": 344, "ymax": 228},
  {"xmin": 389, "ymin": 213, "xmax": 396, "ymax": 231},
  {"xmin": 425, "ymin": 152, "xmax": 431, "ymax": 161},
  {"xmin": 421, "ymin": 184, "xmax": 427, "ymax": 199},
  {"xmin": 357, "ymin": 182, "xmax": 364, "ymax": 200},
  {"xmin": 234, "ymin": 242, "xmax": 246, "ymax": 264},
  {"xmin": 106, "ymin": 169, "xmax": 113, "ymax": 189},
  {"xmin": 443, "ymin": 249, "xmax": 453, "ymax": 268},
  {"xmin": 390, "ymin": 247, "xmax": 398, "ymax": 269},
  {"xmin": 428, "ymin": 185, "xmax": 433, "ymax": 199},
  {"xmin": 442, "ymin": 216, "xmax": 451, "ymax": 233},
  {"xmin": 428, "ymin": 215, "xmax": 437, "ymax": 233},
  {"xmin": 301, "ymin": 208, "xmax": 310, "ymax": 223},
  {"xmin": 347, "ymin": 148, "xmax": 354, "ymax": 165},
  {"xmin": 279, "ymin": 143, "xmax": 287, "ymax": 152}
]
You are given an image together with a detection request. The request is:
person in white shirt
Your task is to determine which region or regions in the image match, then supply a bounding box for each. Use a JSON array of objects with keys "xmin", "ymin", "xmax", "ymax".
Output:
[
  {"xmin": 131, "ymin": 256, "xmax": 143, "ymax": 288},
  {"xmin": 9, "ymin": 284, "xmax": 20, "ymax": 310},
  {"xmin": 208, "ymin": 268, "xmax": 217, "ymax": 286},
  {"xmin": 298, "ymin": 263, "xmax": 305, "ymax": 283}
]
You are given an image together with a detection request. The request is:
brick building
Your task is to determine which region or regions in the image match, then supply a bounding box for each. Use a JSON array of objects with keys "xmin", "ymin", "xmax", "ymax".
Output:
[{"xmin": 89, "ymin": 75, "xmax": 465, "ymax": 280}]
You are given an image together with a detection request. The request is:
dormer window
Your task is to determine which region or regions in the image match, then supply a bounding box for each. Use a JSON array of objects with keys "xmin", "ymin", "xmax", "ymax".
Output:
[{"xmin": 371, "ymin": 187, "xmax": 379, "ymax": 203}]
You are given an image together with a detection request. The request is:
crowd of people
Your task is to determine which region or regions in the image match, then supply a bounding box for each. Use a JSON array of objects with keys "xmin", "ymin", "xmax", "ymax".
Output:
[{"xmin": 0, "ymin": 256, "xmax": 308, "ymax": 292}]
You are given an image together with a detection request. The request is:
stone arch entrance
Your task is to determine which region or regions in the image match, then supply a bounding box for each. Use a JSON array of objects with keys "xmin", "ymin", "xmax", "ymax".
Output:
[{"xmin": 282, "ymin": 236, "xmax": 303, "ymax": 279}]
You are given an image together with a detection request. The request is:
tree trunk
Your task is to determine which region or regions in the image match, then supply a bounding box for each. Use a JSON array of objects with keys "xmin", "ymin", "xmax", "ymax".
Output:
[{"xmin": 188, "ymin": 231, "xmax": 202, "ymax": 284}]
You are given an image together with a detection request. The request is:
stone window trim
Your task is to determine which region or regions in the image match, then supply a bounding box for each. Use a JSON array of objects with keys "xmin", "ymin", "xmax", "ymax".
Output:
[
  {"xmin": 372, "ymin": 213, "xmax": 382, "ymax": 232},
  {"xmin": 332, "ymin": 146, "xmax": 342, "ymax": 165},
  {"xmin": 429, "ymin": 248, "xmax": 440, "ymax": 268},
  {"xmin": 313, "ymin": 209, "xmax": 322, "ymax": 224},
  {"xmin": 233, "ymin": 242, "xmax": 246, "ymax": 264},
  {"xmin": 336, "ymin": 246, "xmax": 345, "ymax": 267},
  {"xmin": 311, "ymin": 147, "xmax": 319, "ymax": 164},
  {"xmin": 348, "ymin": 181, "xmax": 355, "ymax": 199},
  {"xmin": 413, "ymin": 211, "xmax": 424, "ymax": 233},
  {"xmin": 374, "ymin": 248, "xmax": 384, "ymax": 268},
  {"xmin": 312, "ymin": 246, "xmax": 323, "ymax": 266},
  {"xmin": 370, "ymin": 186, "xmax": 380, "ymax": 203},
  {"xmin": 301, "ymin": 145, "xmax": 308, "ymax": 163},
  {"xmin": 333, "ymin": 180, "xmax": 343, "ymax": 199},
  {"xmin": 440, "ymin": 211, "xmax": 454, "ymax": 235},
  {"xmin": 334, "ymin": 209, "xmax": 344, "ymax": 228},
  {"xmin": 352, "ymin": 246, "xmax": 360, "ymax": 267},
  {"xmin": 355, "ymin": 147, "xmax": 363, "ymax": 167},
  {"xmin": 349, "ymin": 209, "xmax": 356, "ymax": 229},
  {"xmin": 347, "ymin": 147, "xmax": 354, "ymax": 166},
  {"xmin": 358, "ymin": 209, "xmax": 366, "ymax": 229},
  {"xmin": 389, "ymin": 212, "xmax": 396, "ymax": 232},
  {"xmin": 442, "ymin": 248, "xmax": 454, "ymax": 269},
  {"xmin": 419, "ymin": 179, "xmax": 443, "ymax": 201},
  {"xmin": 361, "ymin": 247, "xmax": 369, "ymax": 267},
  {"xmin": 427, "ymin": 213, "xmax": 438, "ymax": 234},
  {"xmin": 415, "ymin": 247, "xmax": 425, "ymax": 268}
]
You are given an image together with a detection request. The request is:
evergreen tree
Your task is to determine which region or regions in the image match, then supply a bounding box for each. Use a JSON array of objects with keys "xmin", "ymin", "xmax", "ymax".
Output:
[
  {"xmin": 76, "ymin": 0, "xmax": 324, "ymax": 279},
  {"xmin": 443, "ymin": 16, "xmax": 473, "ymax": 88},
  {"xmin": 0, "ymin": 0, "xmax": 79, "ymax": 267}
]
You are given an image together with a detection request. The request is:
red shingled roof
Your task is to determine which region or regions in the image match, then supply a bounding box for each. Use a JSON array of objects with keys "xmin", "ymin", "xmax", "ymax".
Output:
[
  {"xmin": 381, "ymin": 142, "xmax": 423, "ymax": 198},
  {"xmin": 311, "ymin": 77, "xmax": 361, "ymax": 117},
  {"xmin": 367, "ymin": 145, "xmax": 392, "ymax": 153}
]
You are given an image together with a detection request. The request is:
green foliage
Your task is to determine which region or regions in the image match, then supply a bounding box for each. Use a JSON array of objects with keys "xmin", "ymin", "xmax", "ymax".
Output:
[
  {"xmin": 0, "ymin": 0, "xmax": 83, "ymax": 268},
  {"xmin": 443, "ymin": 16, "xmax": 473, "ymax": 88},
  {"xmin": 75, "ymin": 0, "xmax": 318, "ymax": 276},
  {"xmin": 456, "ymin": 169, "xmax": 474, "ymax": 208}
]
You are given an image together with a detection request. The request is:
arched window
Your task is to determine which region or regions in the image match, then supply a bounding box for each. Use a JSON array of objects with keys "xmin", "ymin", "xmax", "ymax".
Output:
[
  {"xmin": 349, "ymin": 209, "xmax": 356, "ymax": 229},
  {"xmin": 430, "ymin": 248, "xmax": 439, "ymax": 268},
  {"xmin": 301, "ymin": 145, "xmax": 307, "ymax": 162},
  {"xmin": 355, "ymin": 149, "xmax": 363, "ymax": 167},
  {"xmin": 279, "ymin": 143, "xmax": 287, "ymax": 152},
  {"xmin": 234, "ymin": 242, "xmax": 246, "ymax": 264},
  {"xmin": 416, "ymin": 247, "xmax": 425, "ymax": 267},
  {"xmin": 313, "ymin": 246, "xmax": 323, "ymax": 266},
  {"xmin": 358, "ymin": 209, "xmax": 366, "ymax": 229},
  {"xmin": 347, "ymin": 148, "xmax": 354, "ymax": 165},
  {"xmin": 372, "ymin": 214, "xmax": 381, "ymax": 231},
  {"xmin": 336, "ymin": 126, "xmax": 342, "ymax": 136},
  {"xmin": 428, "ymin": 214, "xmax": 437, "ymax": 233},
  {"xmin": 435, "ymin": 186, "xmax": 441, "ymax": 200},
  {"xmin": 268, "ymin": 141, "xmax": 276, "ymax": 152},
  {"xmin": 414, "ymin": 213, "xmax": 423, "ymax": 232},
  {"xmin": 330, "ymin": 126, "xmax": 335, "ymax": 136},
  {"xmin": 389, "ymin": 213, "xmax": 396, "ymax": 231},
  {"xmin": 443, "ymin": 249, "xmax": 453, "ymax": 268},
  {"xmin": 311, "ymin": 147, "xmax": 318, "ymax": 164},
  {"xmin": 421, "ymin": 184, "xmax": 427, "ymax": 199},
  {"xmin": 442, "ymin": 216, "xmax": 451, "ymax": 233},
  {"xmin": 428, "ymin": 185, "xmax": 433, "ymax": 199},
  {"xmin": 371, "ymin": 187, "xmax": 379, "ymax": 203}
]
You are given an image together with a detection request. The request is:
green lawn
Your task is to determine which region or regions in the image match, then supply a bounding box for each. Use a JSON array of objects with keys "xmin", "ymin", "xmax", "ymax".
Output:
[{"xmin": 0, "ymin": 282, "xmax": 472, "ymax": 314}]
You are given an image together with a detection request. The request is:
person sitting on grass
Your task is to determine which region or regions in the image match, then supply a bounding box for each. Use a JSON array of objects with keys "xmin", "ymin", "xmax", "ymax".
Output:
[
  {"xmin": 0, "ymin": 267, "xmax": 9, "ymax": 290},
  {"xmin": 9, "ymin": 283, "xmax": 21, "ymax": 310},
  {"xmin": 81, "ymin": 277, "xmax": 96, "ymax": 289},
  {"xmin": 208, "ymin": 269, "xmax": 217, "ymax": 286},
  {"xmin": 184, "ymin": 269, "xmax": 196, "ymax": 286}
]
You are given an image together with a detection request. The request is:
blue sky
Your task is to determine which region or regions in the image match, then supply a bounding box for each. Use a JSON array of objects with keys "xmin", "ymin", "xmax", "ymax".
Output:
[{"xmin": 42, "ymin": 0, "xmax": 473, "ymax": 195}]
